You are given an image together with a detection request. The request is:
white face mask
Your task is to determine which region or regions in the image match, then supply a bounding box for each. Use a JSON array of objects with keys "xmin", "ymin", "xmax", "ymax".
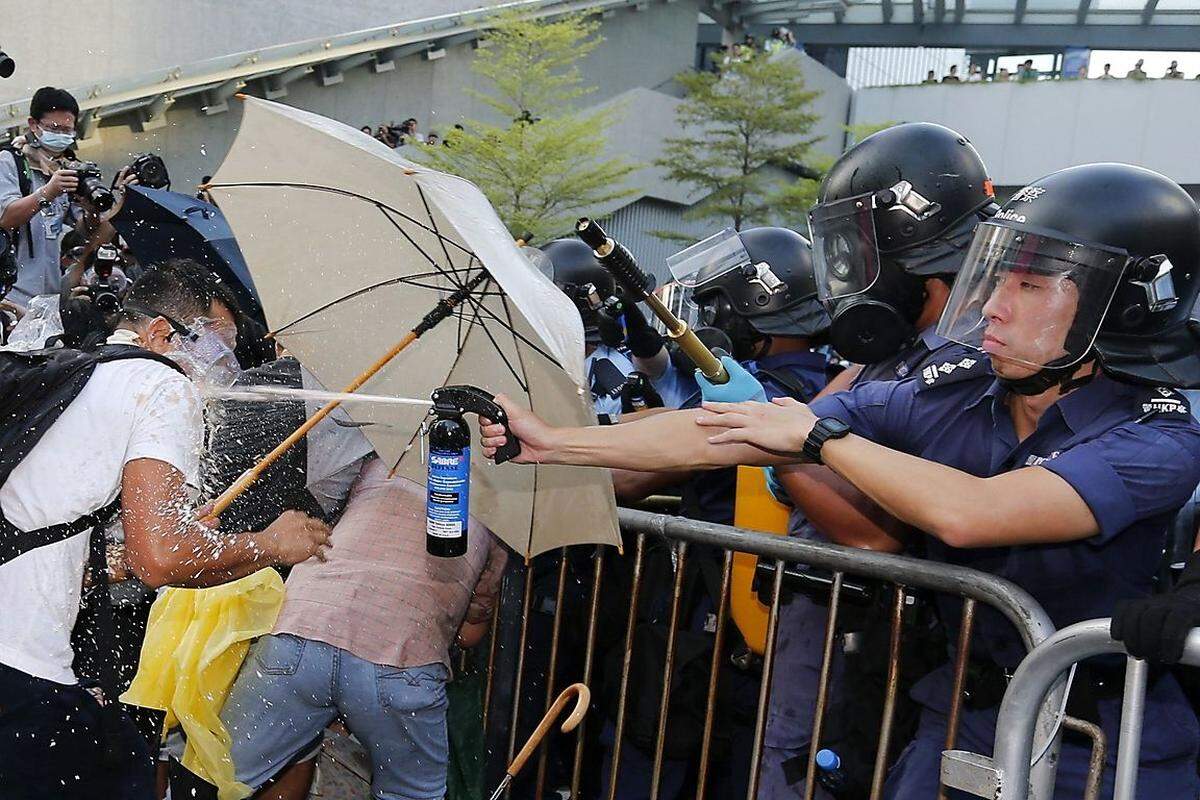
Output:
[{"xmin": 161, "ymin": 317, "xmax": 241, "ymax": 391}]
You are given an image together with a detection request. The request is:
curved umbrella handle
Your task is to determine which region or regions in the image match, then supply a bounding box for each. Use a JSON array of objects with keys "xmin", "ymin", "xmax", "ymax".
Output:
[{"xmin": 507, "ymin": 683, "xmax": 591, "ymax": 780}]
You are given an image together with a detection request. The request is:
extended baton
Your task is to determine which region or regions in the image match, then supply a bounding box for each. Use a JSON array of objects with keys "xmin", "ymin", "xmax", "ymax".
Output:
[{"xmin": 575, "ymin": 218, "xmax": 730, "ymax": 384}]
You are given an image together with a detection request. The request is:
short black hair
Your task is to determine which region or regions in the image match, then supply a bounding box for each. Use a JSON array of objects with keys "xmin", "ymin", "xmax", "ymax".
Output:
[
  {"xmin": 29, "ymin": 87, "xmax": 79, "ymax": 122},
  {"xmin": 122, "ymin": 258, "xmax": 222, "ymax": 325}
]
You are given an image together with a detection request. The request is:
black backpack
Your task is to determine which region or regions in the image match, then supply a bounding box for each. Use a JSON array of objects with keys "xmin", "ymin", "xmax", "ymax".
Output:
[{"xmin": 0, "ymin": 145, "xmax": 37, "ymax": 260}]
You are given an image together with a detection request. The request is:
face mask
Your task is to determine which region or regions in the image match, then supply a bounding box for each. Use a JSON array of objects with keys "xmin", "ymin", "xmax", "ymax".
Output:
[{"xmin": 35, "ymin": 129, "xmax": 75, "ymax": 153}]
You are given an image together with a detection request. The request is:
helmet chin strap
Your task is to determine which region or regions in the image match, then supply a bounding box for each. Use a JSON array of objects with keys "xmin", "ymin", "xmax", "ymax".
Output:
[{"xmin": 998, "ymin": 352, "xmax": 1098, "ymax": 397}]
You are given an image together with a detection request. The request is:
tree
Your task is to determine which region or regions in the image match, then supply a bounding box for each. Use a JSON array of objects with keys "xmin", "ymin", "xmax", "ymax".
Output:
[
  {"xmin": 418, "ymin": 10, "xmax": 635, "ymax": 243},
  {"xmin": 655, "ymin": 49, "xmax": 823, "ymax": 235}
]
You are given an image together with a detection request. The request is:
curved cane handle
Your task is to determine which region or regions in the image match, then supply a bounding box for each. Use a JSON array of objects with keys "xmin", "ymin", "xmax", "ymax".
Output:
[{"xmin": 506, "ymin": 683, "xmax": 591, "ymax": 779}]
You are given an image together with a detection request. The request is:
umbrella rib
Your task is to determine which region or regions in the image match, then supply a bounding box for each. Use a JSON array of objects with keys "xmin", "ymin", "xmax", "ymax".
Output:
[
  {"xmin": 271, "ymin": 269, "xmax": 477, "ymax": 336},
  {"xmin": 497, "ymin": 288, "xmax": 539, "ymax": 560},
  {"xmin": 459, "ymin": 288, "xmax": 530, "ymax": 394},
  {"xmin": 376, "ymin": 206, "xmax": 467, "ymax": 289},
  {"xmin": 456, "ymin": 291, "xmax": 564, "ymax": 371},
  {"xmin": 415, "ymin": 184, "xmax": 463, "ymax": 278},
  {"xmin": 208, "ymin": 181, "xmax": 476, "ymax": 259}
]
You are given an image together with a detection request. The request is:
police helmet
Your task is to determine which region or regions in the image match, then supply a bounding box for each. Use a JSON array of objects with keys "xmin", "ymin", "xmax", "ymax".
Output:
[
  {"xmin": 689, "ymin": 226, "xmax": 829, "ymax": 341},
  {"xmin": 539, "ymin": 238, "xmax": 623, "ymax": 346},
  {"xmin": 809, "ymin": 124, "xmax": 996, "ymax": 364},
  {"xmin": 938, "ymin": 163, "xmax": 1200, "ymax": 391}
]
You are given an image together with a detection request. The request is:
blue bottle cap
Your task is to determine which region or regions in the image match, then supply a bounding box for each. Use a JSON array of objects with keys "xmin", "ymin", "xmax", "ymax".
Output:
[{"xmin": 816, "ymin": 749, "xmax": 841, "ymax": 771}]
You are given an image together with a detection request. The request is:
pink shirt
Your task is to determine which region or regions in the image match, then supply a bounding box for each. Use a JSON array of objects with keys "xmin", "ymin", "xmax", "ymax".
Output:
[{"xmin": 273, "ymin": 457, "xmax": 506, "ymax": 669}]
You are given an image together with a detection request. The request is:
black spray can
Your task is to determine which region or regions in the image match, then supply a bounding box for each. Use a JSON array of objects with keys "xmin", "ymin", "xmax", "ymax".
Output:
[{"xmin": 426, "ymin": 414, "xmax": 471, "ymax": 557}]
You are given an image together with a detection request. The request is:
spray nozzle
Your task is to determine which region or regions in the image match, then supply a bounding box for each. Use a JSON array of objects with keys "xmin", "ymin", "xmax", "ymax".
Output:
[{"xmin": 430, "ymin": 385, "xmax": 522, "ymax": 464}]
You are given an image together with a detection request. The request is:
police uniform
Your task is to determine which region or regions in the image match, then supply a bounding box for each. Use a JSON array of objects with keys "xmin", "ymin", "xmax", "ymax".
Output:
[
  {"xmin": 761, "ymin": 328, "xmax": 981, "ymax": 798},
  {"xmin": 585, "ymin": 344, "xmax": 637, "ymax": 421},
  {"xmin": 806, "ymin": 359, "xmax": 1200, "ymax": 798}
]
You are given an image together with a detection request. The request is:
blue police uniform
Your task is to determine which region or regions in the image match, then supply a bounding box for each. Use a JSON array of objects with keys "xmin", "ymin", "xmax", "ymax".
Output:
[
  {"xmin": 761, "ymin": 328, "xmax": 997, "ymax": 800},
  {"xmin": 585, "ymin": 344, "xmax": 637, "ymax": 420},
  {"xmin": 807, "ymin": 358, "xmax": 1200, "ymax": 799},
  {"xmin": 601, "ymin": 349, "xmax": 829, "ymax": 800}
]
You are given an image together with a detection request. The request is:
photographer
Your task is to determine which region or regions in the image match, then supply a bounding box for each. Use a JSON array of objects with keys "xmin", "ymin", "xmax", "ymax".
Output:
[{"xmin": 0, "ymin": 86, "xmax": 134, "ymax": 306}]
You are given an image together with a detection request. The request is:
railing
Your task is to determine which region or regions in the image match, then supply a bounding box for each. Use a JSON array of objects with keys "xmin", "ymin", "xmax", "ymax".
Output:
[
  {"xmin": 944, "ymin": 620, "xmax": 1200, "ymax": 800},
  {"xmin": 478, "ymin": 508, "xmax": 1076, "ymax": 799}
]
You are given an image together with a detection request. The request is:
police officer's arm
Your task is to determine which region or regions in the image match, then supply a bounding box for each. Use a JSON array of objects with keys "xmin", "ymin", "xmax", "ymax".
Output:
[
  {"xmin": 479, "ymin": 396, "xmax": 792, "ymax": 472},
  {"xmin": 774, "ymin": 464, "xmax": 909, "ymax": 552},
  {"xmin": 696, "ymin": 398, "xmax": 1100, "ymax": 548},
  {"xmin": 611, "ymin": 468, "xmax": 690, "ymax": 503},
  {"xmin": 121, "ymin": 457, "xmax": 333, "ymax": 588}
]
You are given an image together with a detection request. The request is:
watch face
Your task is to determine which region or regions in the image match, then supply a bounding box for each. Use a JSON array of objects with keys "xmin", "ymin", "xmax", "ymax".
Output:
[{"xmin": 821, "ymin": 417, "xmax": 851, "ymax": 437}]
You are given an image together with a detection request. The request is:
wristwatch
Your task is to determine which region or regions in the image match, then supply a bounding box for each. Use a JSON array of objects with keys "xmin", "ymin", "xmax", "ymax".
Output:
[
  {"xmin": 802, "ymin": 417, "xmax": 851, "ymax": 464},
  {"xmin": 35, "ymin": 188, "xmax": 52, "ymax": 210}
]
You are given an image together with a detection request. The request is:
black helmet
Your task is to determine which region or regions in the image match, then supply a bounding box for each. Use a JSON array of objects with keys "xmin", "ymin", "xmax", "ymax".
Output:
[
  {"xmin": 690, "ymin": 227, "xmax": 830, "ymax": 340},
  {"xmin": 938, "ymin": 163, "xmax": 1200, "ymax": 391},
  {"xmin": 810, "ymin": 123, "xmax": 996, "ymax": 364},
  {"xmin": 539, "ymin": 238, "xmax": 623, "ymax": 346}
]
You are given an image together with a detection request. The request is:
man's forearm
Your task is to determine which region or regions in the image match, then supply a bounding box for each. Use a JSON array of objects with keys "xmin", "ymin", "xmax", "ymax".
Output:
[
  {"xmin": 777, "ymin": 465, "xmax": 907, "ymax": 552},
  {"xmin": 152, "ymin": 528, "xmax": 279, "ymax": 588},
  {"xmin": 550, "ymin": 409, "xmax": 793, "ymax": 471},
  {"xmin": 0, "ymin": 193, "xmax": 41, "ymax": 231}
]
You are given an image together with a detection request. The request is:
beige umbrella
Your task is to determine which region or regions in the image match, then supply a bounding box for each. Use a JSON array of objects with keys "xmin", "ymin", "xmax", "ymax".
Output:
[{"xmin": 206, "ymin": 96, "xmax": 618, "ymax": 558}]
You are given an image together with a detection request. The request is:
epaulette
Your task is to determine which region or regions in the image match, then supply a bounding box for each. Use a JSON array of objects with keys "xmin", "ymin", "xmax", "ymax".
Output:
[
  {"xmin": 916, "ymin": 354, "xmax": 989, "ymax": 390},
  {"xmin": 1135, "ymin": 386, "xmax": 1192, "ymax": 421}
]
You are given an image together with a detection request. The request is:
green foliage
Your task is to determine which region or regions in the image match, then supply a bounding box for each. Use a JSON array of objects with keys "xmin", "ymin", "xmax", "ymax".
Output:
[
  {"xmin": 655, "ymin": 50, "xmax": 823, "ymax": 232},
  {"xmin": 418, "ymin": 9, "xmax": 635, "ymax": 243},
  {"xmin": 843, "ymin": 120, "xmax": 899, "ymax": 149}
]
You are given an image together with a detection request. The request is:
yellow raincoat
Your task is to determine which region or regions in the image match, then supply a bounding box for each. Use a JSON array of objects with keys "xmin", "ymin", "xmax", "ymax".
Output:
[{"xmin": 122, "ymin": 568, "xmax": 285, "ymax": 800}]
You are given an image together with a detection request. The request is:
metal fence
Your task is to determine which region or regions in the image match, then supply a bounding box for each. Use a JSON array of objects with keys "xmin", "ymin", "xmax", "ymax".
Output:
[
  {"xmin": 477, "ymin": 508, "xmax": 1084, "ymax": 800},
  {"xmin": 943, "ymin": 620, "xmax": 1200, "ymax": 800}
]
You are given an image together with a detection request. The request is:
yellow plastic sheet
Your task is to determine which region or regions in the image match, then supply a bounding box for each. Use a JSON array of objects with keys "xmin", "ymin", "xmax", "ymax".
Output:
[{"xmin": 122, "ymin": 568, "xmax": 286, "ymax": 800}]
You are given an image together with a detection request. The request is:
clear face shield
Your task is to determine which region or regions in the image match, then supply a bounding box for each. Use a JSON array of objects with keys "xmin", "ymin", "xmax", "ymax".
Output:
[
  {"xmin": 666, "ymin": 228, "xmax": 787, "ymax": 312},
  {"xmin": 936, "ymin": 222, "xmax": 1133, "ymax": 371}
]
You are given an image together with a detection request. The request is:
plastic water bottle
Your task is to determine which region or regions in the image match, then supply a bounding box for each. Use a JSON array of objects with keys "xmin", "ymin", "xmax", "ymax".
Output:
[{"xmin": 815, "ymin": 748, "xmax": 848, "ymax": 795}]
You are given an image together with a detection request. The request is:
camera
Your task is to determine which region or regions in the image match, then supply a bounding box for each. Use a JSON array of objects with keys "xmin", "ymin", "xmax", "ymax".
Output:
[
  {"xmin": 128, "ymin": 153, "xmax": 170, "ymax": 190},
  {"xmin": 60, "ymin": 159, "xmax": 114, "ymax": 212},
  {"xmin": 79, "ymin": 284, "xmax": 121, "ymax": 315}
]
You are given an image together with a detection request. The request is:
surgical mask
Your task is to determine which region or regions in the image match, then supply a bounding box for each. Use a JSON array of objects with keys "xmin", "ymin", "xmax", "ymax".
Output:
[{"xmin": 35, "ymin": 129, "xmax": 75, "ymax": 153}]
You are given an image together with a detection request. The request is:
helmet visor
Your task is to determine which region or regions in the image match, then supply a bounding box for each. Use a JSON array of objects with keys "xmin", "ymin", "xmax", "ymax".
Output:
[
  {"xmin": 667, "ymin": 228, "xmax": 752, "ymax": 289},
  {"xmin": 808, "ymin": 194, "xmax": 882, "ymax": 303},
  {"xmin": 936, "ymin": 222, "xmax": 1129, "ymax": 370}
]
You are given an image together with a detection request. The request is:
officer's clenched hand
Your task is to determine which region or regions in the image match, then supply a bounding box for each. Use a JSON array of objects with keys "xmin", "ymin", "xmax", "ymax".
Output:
[
  {"xmin": 263, "ymin": 510, "xmax": 333, "ymax": 565},
  {"xmin": 1112, "ymin": 552, "xmax": 1200, "ymax": 664},
  {"xmin": 479, "ymin": 393, "xmax": 554, "ymax": 464},
  {"xmin": 696, "ymin": 356, "xmax": 766, "ymax": 404},
  {"xmin": 695, "ymin": 396, "xmax": 817, "ymax": 456}
]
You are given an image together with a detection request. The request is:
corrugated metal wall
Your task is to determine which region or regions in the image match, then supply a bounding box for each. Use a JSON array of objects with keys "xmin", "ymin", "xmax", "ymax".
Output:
[
  {"xmin": 846, "ymin": 47, "xmax": 968, "ymax": 89},
  {"xmin": 598, "ymin": 198, "xmax": 719, "ymax": 285}
]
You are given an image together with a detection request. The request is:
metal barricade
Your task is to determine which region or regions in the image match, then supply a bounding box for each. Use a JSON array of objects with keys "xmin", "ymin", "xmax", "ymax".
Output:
[
  {"xmin": 479, "ymin": 508, "xmax": 1069, "ymax": 800},
  {"xmin": 943, "ymin": 620, "xmax": 1200, "ymax": 800}
]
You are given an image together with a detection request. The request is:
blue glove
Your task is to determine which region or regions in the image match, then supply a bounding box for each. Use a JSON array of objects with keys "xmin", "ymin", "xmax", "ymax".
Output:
[
  {"xmin": 763, "ymin": 467, "xmax": 794, "ymax": 507},
  {"xmin": 696, "ymin": 356, "xmax": 767, "ymax": 404}
]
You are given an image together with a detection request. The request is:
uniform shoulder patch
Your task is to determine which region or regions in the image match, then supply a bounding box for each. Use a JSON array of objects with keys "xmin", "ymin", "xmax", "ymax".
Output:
[
  {"xmin": 1135, "ymin": 386, "xmax": 1192, "ymax": 421},
  {"xmin": 916, "ymin": 355, "xmax": 988, "ymax": 390}
]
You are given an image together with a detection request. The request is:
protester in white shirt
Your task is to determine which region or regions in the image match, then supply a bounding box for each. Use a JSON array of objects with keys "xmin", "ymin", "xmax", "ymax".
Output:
[{"xmin": 0, "ymin": 258, "xmax": 331, "ymax": 800}]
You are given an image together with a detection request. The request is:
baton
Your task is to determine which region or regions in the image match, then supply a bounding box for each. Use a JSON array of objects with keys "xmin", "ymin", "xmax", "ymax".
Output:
[{"xmin": 575, "ymin": 218, "xmax": 729, "ymax": 384}]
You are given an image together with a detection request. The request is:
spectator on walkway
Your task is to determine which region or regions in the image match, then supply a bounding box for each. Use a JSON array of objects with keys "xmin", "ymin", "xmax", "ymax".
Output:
[
  {"xmin": 967, "ymin": 64, "xmax": 983, "ymax": 82},
  {"xmin": 426, "ymin": 132, "xmax": 440, "ymax": 146},
  {"xmin": 1127, "ymin": 59, "xmax": 1147, "ymax": 80},
  {"xmin": 996, "ymin": 66, "xmax": 1011, "ymax": 81},
  {"xmin": 942, "ymin": 65, "xmax": 961, "ymax": 83},
  {"xmin": 1165, "ymin": 60, "xmax": 1184, "ymax": 79},
  {"xmin": 922, "ymin": 69, "xmax": 938, "ymax": 85},
  {"xmin": 1097, "ymin": 63, "xmax": 1116, "ymax": 80},
  {"xmin": 360, "ymin": 125, "xmax": 372, "ymax": 135},
  {"xmin": 1017, "ymin": 59, "xmax": 1038, "ymax": 82}
]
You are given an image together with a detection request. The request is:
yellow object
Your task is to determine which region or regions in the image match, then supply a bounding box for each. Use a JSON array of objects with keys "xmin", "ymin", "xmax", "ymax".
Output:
[
  {"xmin": 122, "ymin": 569, "xmax": 286, "ymax": 800},
  {"xmin": 731, "ymin": 466, "xmax": 791, "ymax": 654}
]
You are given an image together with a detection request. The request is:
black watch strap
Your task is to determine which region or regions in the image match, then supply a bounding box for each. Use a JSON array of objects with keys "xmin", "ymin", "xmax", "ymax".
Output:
[{"xmin": 802, "ymin": 417, "xmax": 851, "ymax": 465}]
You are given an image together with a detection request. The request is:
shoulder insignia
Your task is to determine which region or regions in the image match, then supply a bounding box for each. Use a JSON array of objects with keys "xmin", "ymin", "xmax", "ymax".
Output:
[
  {"xmin": 1137, "ymin": 386, "xmax": 1192, "ymax": 421},
  {"xmin": 918, "ymin": 356, "xmax": 985, "ymax": 388}
]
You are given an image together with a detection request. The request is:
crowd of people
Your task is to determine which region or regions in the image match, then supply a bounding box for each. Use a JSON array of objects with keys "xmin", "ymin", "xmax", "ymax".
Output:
[
  {"xmin": 6, "ymin": 78, "xmax": 1200, "ymax": 800},
  {"xmin": 923, "ymin": 57, "xmax": 1200, "ymax": 85},
  {"xmin": 359, "ymin": 117, "xmax": 458, "ymax": 149}
]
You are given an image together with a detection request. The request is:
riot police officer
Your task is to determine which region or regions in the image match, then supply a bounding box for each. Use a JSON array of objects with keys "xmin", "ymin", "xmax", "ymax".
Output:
[
  {"xmin": 480, "ymin": 162, "xmax": 1200, "ymax": 798},
  {"xmin": 761, "ymin": 122, "xmax": 997, "ymax": 797}
]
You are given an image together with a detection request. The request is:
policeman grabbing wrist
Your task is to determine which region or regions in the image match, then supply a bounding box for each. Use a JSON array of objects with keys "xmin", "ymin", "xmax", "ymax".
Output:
[{"xmin": 1112, "ymin": 551, "xmax": 1200, "ymax": 664}]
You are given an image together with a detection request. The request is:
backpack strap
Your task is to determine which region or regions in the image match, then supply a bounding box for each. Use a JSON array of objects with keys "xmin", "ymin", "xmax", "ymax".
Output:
[
  {"xmin": 1, "ymin": 145, "xmax": 34, "ymax": 258},
  {"xmin": 755, "ymin": 366, "xmax": 810, "ymax": 401},
  {"xmin": 83, "ymin": 511, "xmax": 128, "ymax": 766}
]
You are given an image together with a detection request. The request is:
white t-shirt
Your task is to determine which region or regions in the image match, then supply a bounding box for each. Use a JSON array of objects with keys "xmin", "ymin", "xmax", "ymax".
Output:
[{"xmin": 0, "ymin": 340, "xmax": 202, "ymax": 684}]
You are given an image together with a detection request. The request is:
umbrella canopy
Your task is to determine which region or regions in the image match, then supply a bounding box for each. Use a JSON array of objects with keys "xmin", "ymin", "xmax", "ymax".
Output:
[
  {"xmin": 113, "ymin": 186, "xmax": 265, "ymax": 325},
  {"xmin": 207, "ymin": 97, "xmax": 618, "ymax": 558}
]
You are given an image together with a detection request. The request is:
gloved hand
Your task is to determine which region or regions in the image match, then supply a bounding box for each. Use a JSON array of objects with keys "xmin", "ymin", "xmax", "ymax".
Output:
[
  {"xmin": 696, "ymin": 356, "xmax": 767, "ymax": 404},
  {"xmin": 1111, "ymin": 551, "xmax": 1200, "ymax": 663},
  {"xmin": 763, "ymin": 466, "xmax": 793, "ymax": 507},
  {"xmin": 622, "ymin": 303, "xmax": 665, "ymax": 359}
]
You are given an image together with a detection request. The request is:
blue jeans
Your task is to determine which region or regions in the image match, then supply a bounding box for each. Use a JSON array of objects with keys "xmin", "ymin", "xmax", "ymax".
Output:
[{"xmin": 221, "ymin": 634, "xmax": 450, "ymax": 800}]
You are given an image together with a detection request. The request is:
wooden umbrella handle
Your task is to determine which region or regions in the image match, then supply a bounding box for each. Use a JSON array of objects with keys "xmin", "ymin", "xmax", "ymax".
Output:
[
  {"xmin": 506, "ymin": 683, "xmax": 591, "ymax": 779},
  {"xmin": 204, "ymin": 330, "xmax": 419, "ymax": 520}
]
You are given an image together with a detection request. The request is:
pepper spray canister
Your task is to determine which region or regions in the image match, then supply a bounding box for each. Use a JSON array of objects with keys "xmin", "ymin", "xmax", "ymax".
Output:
[{"xmin": 426, "ymin": 413, "xmax": 471, "ymax": 557}]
